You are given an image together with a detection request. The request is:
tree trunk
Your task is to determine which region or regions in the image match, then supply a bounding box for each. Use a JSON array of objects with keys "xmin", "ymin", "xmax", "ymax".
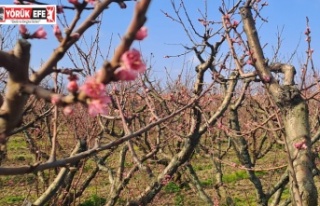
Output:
[
  {"xmin": 240, "ymin": 5, "xmax": 318, "ymax": 205},
  {"xmin": 281, "ymin": 94, "xmax": 317, "ymax": 206}
]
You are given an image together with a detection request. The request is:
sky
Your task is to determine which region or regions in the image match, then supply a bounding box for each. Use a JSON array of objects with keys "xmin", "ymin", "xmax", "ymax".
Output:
[{"xmin": 0, "ymin": 0, "xmax": 320, "ymax": 83}]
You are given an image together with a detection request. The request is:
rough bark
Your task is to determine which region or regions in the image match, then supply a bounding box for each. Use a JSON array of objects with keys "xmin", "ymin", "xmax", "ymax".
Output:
[
  {"xmin": 0, "ymin": 40, "xmax": 30, "ymax": 138},
  {"xmin": 0, "ymin": 39, "xmax": 31, "ymax": 162},
  {"xmin": 240, "ymin": 5, "xmax": 318, "ymax": 205}
]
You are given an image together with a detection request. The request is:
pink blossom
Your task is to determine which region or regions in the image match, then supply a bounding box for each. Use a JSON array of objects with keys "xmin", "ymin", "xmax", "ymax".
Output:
[
  {"xmin": 223, "ymin": 14, "xmax": 231, "ymax": 25},
  {"xmin": 63, "ymin": 106, "xmax": 74, "ymax": 116},
  {"xmin": 79, "ymin": 76, "xmax": 112, "ymax": 116},
  {"xmin": 67, "ymin": 80, "xmax": 79, "ymax": 93},
  {"xmin": 31, "ymin": 27, "xmax": 47, "ymax": 39},
  {"xmin": 232, "ymin": 20, "xmax": 239, "ymax": 28},
  {"xmin": 53, "ymin": 24, "xmax": 61, "ymax": 35},
  {"xmin": 161, "ymin": 174, "xmax": 172, "ymax": 185},
  {"xmin": 135, "ymin": 27, "xmax": 148, "ymax": 40},
  {"xmin": 57, "ymin": 5, "xmax": 64, "ymax": 14},
  {"xmin": 247, "ymin": 58, "xmax": 256, "ymax": 65},
  {"xmin": 149, "ymin": 116, "xmax": 156, "ymax": 122},
  {"xmin": 19, "ymin": 25, "xmax": 28, "ymax": 35},
  {"xmin": 88, "ymin": 96, "xmax": 111, "ymax": 116},
  {"xmin": 114, "ymin": 67, "xmax": 139, "ymax": 81},
  {"xmin": 247, "ymin": 59, "xmax": 253, "ymax": 65},
  {"xmin": 262, "ymin": 74, "xmax": 271, "ymax": 83},
  {"xmin": 68, "ymin": 0, "xmax": 79, "ymax": 5},
  {"xmin": 80, "ymin": 77, "xmax": 106, "ymax": 98},
  {"xmin": 114, "ymin": 49, "xmax": 146, "ymax": 81},
  {"xmin": 54, "ymin": 24, "xmax": 63, "ymax": 41},
  {"xmin": 294, "ymin": 140, "xmax": 307, "ymax": 150},
  {"xmin": 51, "ymin": 94, "xmax": 62, "ymax": 105},
  {"xmin": 121, "ymin": 49, "xmax": 146, "ymax": 72}
]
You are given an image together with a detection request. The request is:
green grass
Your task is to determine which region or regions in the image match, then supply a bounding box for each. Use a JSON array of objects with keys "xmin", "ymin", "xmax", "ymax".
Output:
[
  {"xmin": 174, "ymin": 194, "xmax": 184, "ymax": 206},
  {"xmin": 6, "ymin": 136, "xmax": 34, "ymax": 163},
  {"xmin": 0, "ymin": 134, "xmax": 299, "ymax": 206},
  {"xmin": 223, "ymin": 170, "xmax": 249, "ymax": 183},
  {"xmin": 222, "ymin": 170, "xmax": 268, "ymax": 185},
  {"xmin": 164, "ymin": 182, "xmax": 181, "ymax": 193},
  {"xmin": 0, "ymin": 195, "xmax": 25, "ymax": 204},
  {"xmin": 200, "ymin": 178, "xmax": 214, "ymax": 187},
  {"xmin": 193, "ymin": 164, "xmax": 212, "ymax": 171},
  {"xmin": 80, "ymin": 194, "xmax": 106, "ymax": 206},
  {"xmin": 233, "ymin": 196, "xmax": 256, "ymax": 206},
  {"xmin": 6, "ymin": 136, "xmax": 27, "ymax": 150},
  {"xmin": 281, "ymin": 188, "xmax": 290, "ymax": 200}
]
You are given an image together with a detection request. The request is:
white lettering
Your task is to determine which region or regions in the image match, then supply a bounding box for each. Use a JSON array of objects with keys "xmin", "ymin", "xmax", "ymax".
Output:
[
  {"xmin": 5, "ymin": 10, "xmax": 10, "ymax": 17},
  {"xmin": 6, "ymin": 9, "xmax": 30, "ymax": 18},
  {"xmin": 33, "ymin": 10, "xmax": 45, "ymax": 18}
]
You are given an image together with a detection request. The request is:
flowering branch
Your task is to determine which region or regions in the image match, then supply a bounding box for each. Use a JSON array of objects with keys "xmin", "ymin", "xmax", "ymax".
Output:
[
  {"xmin": 0, "ymin": 95, "xmax": 198, "ymax": 175},
  {"xmin": 97, "ymin": 0, "xmax": 151, "ymax": 84},
  {"xmin": 29, "ymin": 0, "xmax": 115, "ymax": 85}
]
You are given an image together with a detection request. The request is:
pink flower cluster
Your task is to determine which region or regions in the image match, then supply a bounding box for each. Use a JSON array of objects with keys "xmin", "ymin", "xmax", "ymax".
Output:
[
  {"xmin": 51, "ymin": 75, "xmax": 111, "ymax": 117},
  {"xmin": 67, "ymin": 74, "xmax": 79, "ymax": 93},
  {"xmin": 32, "ymin": 27, "xmax": 47, "ymax": 39},
  {"xmin": 294, "ymin": 140, "xmax": 307, "ymax": 150},
  {"xmin": 135, "ymin": 26, "xmax": 148, "ymax": 40},
  {"xmin": 223, "ymin": 14, "xmax": 239, "ymax": 29},
  {"xmin": 51, "ymin": 94, "xmax": 75, "ymax": 116},
  {"xmin": 19, "ymin": 25, "xmax": 47, "ymax": 39},
  {"xmin": 114, "ymin": 27, "xmax": 148, "ymax": 81},
  {"xmin": 114, "ymin": 49, "xmax": 146, "ymax": 81},
  {"xmin": 51, "ymin": 26, "xmax": 149, "ymax": 116},
  {"xmin": 54, "ymin": 24, "xmax": 63, "ymax": 41},
  {"xmin": 51, "ymin": 94, "xmax": 62, "ymax": 105},
  {"xmin": 80, "ymin": 77, "xmax": 111, "ymax": 116}
]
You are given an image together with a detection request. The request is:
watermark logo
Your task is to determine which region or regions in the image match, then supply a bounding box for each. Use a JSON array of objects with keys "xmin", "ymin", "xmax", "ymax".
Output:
[{"xmin": 0, "ymin": 5, "xmax": 56, "ymax": 24}]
